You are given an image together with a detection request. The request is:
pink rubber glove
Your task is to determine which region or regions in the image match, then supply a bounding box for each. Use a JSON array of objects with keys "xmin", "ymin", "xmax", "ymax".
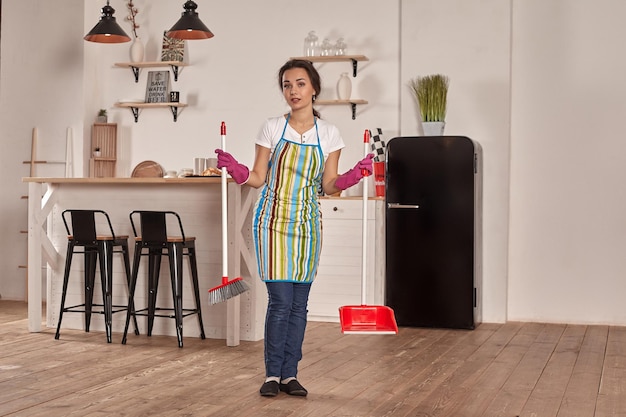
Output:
[
  {"xmin": 215, "ymin": 149, "xmax": 250, "ymax": 185},
  {"xmin": 335, "ymin": 154, "xmax": 374, "ymax": 190}
]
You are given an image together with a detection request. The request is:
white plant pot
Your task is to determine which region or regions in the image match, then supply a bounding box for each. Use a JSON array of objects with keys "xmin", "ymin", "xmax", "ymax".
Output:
[{"xmin": 422, "ymin": 121, "xmax": 445, "ymax": 136}]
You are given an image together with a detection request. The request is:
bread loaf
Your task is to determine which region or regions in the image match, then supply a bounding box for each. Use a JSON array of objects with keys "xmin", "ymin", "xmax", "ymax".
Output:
[{"xmin": 202, "ymin": 167, "xmax": 222, "ymax": 176}]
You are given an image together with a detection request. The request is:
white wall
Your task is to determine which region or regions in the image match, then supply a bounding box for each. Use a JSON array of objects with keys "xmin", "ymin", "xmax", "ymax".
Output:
[
  {"xmin": 4, "ymin": 0, "xmax": 626, "ymax": 327},
  {"xmin": 508, "ymin": 0, "xmax": 626, "ymax": 324},
  {"xmin": 0, "ymin": 0, "xmax": 85, "ymax": 301}
]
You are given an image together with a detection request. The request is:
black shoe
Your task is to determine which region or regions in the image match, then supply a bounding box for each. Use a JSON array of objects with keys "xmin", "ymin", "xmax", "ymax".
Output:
[
  {"xmin": 260, "ymin": 380, "xmax": 279, "ymax": 397},
  {"xmin": 279, "ymin": 379, "xmax": 308, "ymax": 396}
]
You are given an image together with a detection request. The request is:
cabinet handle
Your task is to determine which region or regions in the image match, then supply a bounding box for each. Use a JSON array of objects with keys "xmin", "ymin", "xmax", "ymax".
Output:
[
  {"xmin": 387, "ymin": 203, "xmax": 420, "ymax": 209},
  {"xmin": 333, "ymin": 206, "xmax": 338, "ymax": 211}
]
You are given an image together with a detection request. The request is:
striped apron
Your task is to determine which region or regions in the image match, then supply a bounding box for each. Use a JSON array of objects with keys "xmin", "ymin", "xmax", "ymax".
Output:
[{"xmin": 252, "ymin": 116, "xmax": 324, "ymax": 283}]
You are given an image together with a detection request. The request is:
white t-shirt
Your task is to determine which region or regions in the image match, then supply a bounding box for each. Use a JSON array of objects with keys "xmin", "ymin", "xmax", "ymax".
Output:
[{"xmin": 255, "ymin": 115, "xmax": 345, "ymax": 159}]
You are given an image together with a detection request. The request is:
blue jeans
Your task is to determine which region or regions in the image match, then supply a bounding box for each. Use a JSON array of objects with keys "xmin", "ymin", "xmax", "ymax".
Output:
[{"xmin": 264, "ymin": 281, "xmax": 312, "ymax": 379}]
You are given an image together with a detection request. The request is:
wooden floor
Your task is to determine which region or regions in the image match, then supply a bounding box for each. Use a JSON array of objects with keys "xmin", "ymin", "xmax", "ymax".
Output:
[{"xmin": 1, "ymin": 301, "xmax": 625, "ymax": 417}]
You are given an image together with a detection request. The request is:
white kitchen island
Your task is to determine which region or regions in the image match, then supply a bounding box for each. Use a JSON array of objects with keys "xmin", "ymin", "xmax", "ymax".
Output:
[{"xmin": 23, "ymin": 177, "xmax": 265, "ymax": 346}]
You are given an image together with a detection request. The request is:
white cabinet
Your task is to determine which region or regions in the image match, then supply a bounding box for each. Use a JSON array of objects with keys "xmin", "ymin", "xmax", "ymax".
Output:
[{"xmin": 308, "ymin": 197, "xmax": 385, "ymax": 322}]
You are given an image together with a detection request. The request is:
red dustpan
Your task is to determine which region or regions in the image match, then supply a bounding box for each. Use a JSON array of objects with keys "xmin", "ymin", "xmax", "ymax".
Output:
[{"xmin": 339, "ymin": 130, "xmax": 398, "ymax": 335}]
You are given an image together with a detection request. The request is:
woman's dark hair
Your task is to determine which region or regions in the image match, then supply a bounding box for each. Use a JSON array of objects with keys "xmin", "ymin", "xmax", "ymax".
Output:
[{"xmin": 278, "ymin": 59, "xmax": 322, "ymax": 119}]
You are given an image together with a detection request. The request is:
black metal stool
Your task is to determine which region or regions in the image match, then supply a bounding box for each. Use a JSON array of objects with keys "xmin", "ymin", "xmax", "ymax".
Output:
[
  {"xmin": 122, "ymin": 210, "xmax": 206, "ymax": 347},
  {"xmin": 55, "ymin": 209, "xmax": 139, "ymax": 343}
]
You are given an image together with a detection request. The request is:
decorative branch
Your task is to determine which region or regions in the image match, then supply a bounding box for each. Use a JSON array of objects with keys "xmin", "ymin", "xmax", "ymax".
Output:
[{"xmin": 126, "ymin": 1, "xmax": 140, "ymax": 39}]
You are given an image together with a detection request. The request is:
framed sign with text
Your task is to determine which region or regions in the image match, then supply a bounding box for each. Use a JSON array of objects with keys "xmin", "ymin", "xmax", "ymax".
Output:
[{"xmin": 144, "ymin": 71, "xmax": 170, "ymax": 103}]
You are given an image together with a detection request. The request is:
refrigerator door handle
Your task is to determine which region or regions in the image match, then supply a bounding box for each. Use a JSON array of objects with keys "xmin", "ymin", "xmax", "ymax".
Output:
[{"xmin": 387, "ymin": 203, "xmax": 420, "ymax": 209}]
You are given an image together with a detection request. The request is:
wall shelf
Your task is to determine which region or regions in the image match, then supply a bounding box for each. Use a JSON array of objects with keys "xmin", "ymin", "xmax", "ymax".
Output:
[
  {"xmin": 315, "ymin": 99, "xmax": 368, "ymax": 120},
  {"xmin": 114, "ymin": 61, "xmax": 188, "ymax": 82},
  {"xmin": 115, "ymin": 102, "xmax": 188, "ymax": 122},
  {"xmin": 288, "ymin": 55, "xmax": 369, "ymax": 77}
]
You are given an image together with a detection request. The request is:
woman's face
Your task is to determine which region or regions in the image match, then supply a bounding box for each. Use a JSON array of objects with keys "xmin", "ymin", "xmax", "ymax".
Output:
[{"xmin": 282, "ymin": 68, "xmax": 316, "ymax": 112}]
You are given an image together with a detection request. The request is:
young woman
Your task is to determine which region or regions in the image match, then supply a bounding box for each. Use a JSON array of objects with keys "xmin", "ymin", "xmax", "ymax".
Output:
[{"xmin": 216, "ymin": 59, "xmax": 373, "ymax": 397}]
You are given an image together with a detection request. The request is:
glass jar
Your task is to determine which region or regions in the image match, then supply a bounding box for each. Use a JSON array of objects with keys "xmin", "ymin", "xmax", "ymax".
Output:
[
  {"xmin": 320, "ymin": 38, "xmax": 333, "ymax": 56},
  {"xmin": 303, "ymin": 31, "xmax": 318, "ymax": 57},
  {"xmin": 334, "ymin": 38, "xmax": 347, "ymax": 56}
]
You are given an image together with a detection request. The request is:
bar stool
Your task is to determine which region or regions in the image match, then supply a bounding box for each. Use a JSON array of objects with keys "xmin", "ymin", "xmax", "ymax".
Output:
[
  {"xmin": 122, "ymin": 210, "xmax": 206, "ymax": 348},
  {"xmin": 55, "ymin": 209, "xmax": 139, "ymax": 343}
]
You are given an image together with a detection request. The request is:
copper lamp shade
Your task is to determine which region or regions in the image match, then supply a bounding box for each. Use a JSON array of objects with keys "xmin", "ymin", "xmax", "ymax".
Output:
[
  {"xmin": 84, "ymin": 1, "xmax": 131, "ymax": 43},
  {"xmin": 167, "ymin": 1, "xmax": 214, "ymax": 40}
]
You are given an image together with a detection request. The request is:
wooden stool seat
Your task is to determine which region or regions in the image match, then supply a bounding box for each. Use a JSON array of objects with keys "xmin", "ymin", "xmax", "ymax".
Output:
[
  {"xmin": 134, "ymin": 236, "xmax": 195, "ymax": 243},
  {"xmin": 68, "ymin": 235, "xmax": 130, "ymax": 241}
]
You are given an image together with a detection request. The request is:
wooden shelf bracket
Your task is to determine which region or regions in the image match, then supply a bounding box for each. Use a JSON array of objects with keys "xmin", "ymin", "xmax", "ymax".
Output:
[
  {"xmin": 127, "ymin": 64, "xmax": 182, "ymax": 82},
  {"xmin": 115, "ymin": 102, "xmax": 187, "ymax": 122},
  {"xmin": 115, "ymin": 61, "xmax": 187, "ymax": 83},
  {"xmin": 350, "ymin": 58, "xmax": 359, "ymax": 77},
  {"xmin": 288, "ymin": 55, "xmax": 368, "ymax": 77}
]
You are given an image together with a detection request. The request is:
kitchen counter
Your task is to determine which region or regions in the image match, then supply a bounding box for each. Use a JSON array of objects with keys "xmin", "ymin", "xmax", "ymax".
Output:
[
  {"xmin": 22, "ymin": 176, "xmax": 264, "ymax": 346},
  {"xmin": 23, "ymin": 177, "xmax": 224, "ymax": 184}
]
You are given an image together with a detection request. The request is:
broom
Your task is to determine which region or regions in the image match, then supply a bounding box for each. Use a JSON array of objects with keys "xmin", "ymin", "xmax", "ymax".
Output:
[{"xmin": 208, "ymin": 121, "xmax": 250, "ymax": 305}]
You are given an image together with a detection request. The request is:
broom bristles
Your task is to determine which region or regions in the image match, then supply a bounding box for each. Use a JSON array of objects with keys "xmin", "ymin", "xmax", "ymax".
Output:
[{"xmin": 208, "ymin": 277, "xmax": 250, "ymax": 305}]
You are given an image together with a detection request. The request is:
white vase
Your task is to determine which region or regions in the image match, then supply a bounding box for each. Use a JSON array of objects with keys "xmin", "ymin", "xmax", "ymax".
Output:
[
  {"xmin": 422, "ymin": 121, "xmax": 445, "ymax": 136},
  {"xmin": 130, "ymin": 37, "xmax": 145, "ymax": 63},
  {"xmin": 337, "ymin": 72, "xmax": 352, "ymax": 100}
]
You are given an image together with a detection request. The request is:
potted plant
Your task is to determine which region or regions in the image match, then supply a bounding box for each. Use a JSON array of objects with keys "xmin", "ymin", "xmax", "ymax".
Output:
[
  {"xmin": 97, "ymin": 109, "xmax": 108, "ymax": 123},
  {"xmin": 93, "ymin": 147, "xmax": 101, "ymax": 158},
  {"xmin": 409, "ymin": 74, "xmax": 449, "ymax": 136}
]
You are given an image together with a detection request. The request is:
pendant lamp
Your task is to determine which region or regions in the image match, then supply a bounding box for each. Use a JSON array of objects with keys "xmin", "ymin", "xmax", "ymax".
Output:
[
  {"xmin": 84, "ymin": 1, "xmax": 131, "ymax": 43},
  {"xmin": 167, "ymin": 1, "xmax": 214, "ymax": 40}
]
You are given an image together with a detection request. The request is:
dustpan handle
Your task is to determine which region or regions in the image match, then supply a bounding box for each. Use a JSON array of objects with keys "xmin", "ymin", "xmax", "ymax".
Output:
[
  {"xmin": 361, "ymin": 130, "xmax": 369, "ymax": 305},
  {"xmin": 221, "ymin": 122, "xmax": 228, "ymax": 279}
]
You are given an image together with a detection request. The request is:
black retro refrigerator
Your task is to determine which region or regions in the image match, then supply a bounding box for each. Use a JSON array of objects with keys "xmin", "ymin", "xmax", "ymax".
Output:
[{"xmin": 385, "ymin": 136, "xmax": 482, "ymax": 329}]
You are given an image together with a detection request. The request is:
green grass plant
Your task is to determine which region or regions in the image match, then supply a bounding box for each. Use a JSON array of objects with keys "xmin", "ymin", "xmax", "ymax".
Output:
[{"xmin": 410, "ymin": 74, "xmax": 449, "ymax": 122}]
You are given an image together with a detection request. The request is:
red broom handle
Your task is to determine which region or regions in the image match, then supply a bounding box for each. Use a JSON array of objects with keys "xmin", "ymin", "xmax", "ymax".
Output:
[
  {"xmin": 221, "ymin": 122, "xmax": 229, "ymax": 284},
  {"xmin": 362, "ymin": 129, "xmax": 370, "ymax": 177},
  {"xmin": 361, "ymin": 129, "xmax": 369, "ymax": 305}
]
